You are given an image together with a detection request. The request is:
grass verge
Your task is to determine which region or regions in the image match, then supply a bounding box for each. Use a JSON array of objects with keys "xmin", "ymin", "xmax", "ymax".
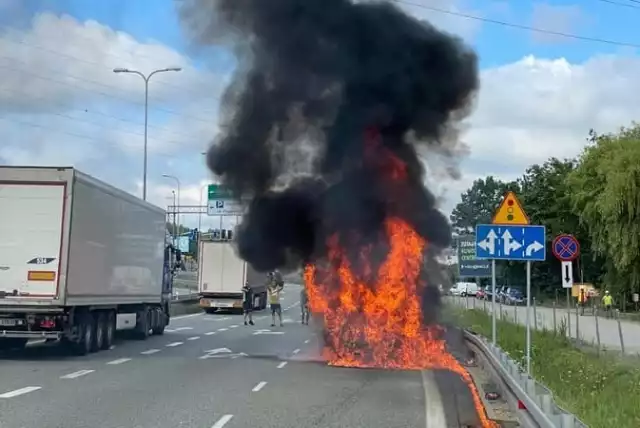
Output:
[{"xmin": 447, "ymin": 306, "xmax": 640, "ymax": 428}]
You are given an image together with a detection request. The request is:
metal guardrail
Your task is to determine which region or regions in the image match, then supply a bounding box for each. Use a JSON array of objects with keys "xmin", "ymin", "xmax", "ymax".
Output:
[{"xmin": 464, "ymin": 330, "xmax": 588, "ymax": 428}]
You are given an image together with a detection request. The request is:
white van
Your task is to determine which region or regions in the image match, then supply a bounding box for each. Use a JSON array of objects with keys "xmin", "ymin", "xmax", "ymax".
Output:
[{"xmin": 451, "ymin": 282, "xmax": 479, "ymax": 297}]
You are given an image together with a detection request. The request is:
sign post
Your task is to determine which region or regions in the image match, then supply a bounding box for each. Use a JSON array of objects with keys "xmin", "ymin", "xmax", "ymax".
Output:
[
  {"xmin": 552, "ymin": 234, "xmax": 580, "ymax": 336},
  {"xmin": 476, "ymin": 191, "xmax": 544, "ymax": 374}
]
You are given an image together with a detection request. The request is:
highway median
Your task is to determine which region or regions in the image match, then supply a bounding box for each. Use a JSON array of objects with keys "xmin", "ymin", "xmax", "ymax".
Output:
[{"xmin": 447, "ymin": 305, "xmax": 640, "ymax": 428}]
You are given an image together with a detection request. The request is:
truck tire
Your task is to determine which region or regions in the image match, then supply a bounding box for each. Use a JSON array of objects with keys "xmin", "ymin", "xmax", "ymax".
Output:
[
  {"xmin": 134, "ymin": 307, "xmax": 150, "ymax": 340},
  {"xmin": 71, "ymin": 313, "xmax": 95, "ymax": 356},
  {"xmin": 152, "ymin": 307, "xmax": 165, "ymax": 335},
  {"xmin": 101, "ymin": 311, "xmax": 115, "ymax": 350},
  {"xmin": 92, "ymin": 312, "xmax": 106, "ymax": 352}
]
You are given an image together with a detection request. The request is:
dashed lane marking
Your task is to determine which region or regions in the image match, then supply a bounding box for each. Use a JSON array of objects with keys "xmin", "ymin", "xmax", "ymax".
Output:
[
  {"xmin": 166, "ymin": 342, "xmax": 184, "ymax": 347},
  {"xmin": 60, "ymin": 370, "xmax": 94, "ymax": 379},
  {"xmin": 0, "ymin": 386, "xmax": 42, "ymax": 398},
  {"xmin": 252, "ymin": 381, "xmax": 267, "ymax": 392},
  {"xmin": 174, "ymin": 327, "xmax": 193, "ymax": 331},
  {"xmin": 187, "ymin": 336, "xmax": 201, "ymax": 341},
  {"xmin": 217, "ymin": 328, "xmax": 228, "ymax": 332},
  {"xmin": 304, "ymin": 339, "xmax": 310, "ymax": 344},
  {"xmin": 292, "ymin": 348, "xmax": 301, "ymax": 355},
  {"xmin": 211, "ymin": 414, "xmax": 234, "ymax": 428},
  {"xmin": 107, "ymin": 358, "xmax": 131, "ymax": 365},
  {"xmin": 141, "ymin": 349, "xmax": 161, "ymax": 355},
  {"xmin": 277, "ymin": 362, "xmax": 287, "ymax": 369},
  {"xmin": 230, "ymin": 325, "xmax": 238, "ymax": 328}
]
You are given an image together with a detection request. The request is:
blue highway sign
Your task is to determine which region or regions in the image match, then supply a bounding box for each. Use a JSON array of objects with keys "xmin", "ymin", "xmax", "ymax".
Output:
[
  {"xmin": 475, "ymin": 224, "xmax": 546, "ymax": 261},
  {"xmin": 457, "ymin": 235, "xmax": 491, "ymax": 277}
]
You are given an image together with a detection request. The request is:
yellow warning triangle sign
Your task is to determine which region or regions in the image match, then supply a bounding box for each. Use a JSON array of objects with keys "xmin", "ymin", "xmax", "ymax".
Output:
[{"xmin": 492, "ymin": 191, "xmax": 530, "ymax": 225}]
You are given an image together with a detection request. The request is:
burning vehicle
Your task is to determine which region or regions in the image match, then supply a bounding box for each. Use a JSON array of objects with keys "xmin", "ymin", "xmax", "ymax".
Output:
[{"xmin": 180, "ymin": 0, "xmax": 495, "ymax": 425}]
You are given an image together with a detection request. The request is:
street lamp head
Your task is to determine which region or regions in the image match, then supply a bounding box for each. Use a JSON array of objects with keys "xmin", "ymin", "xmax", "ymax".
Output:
[
  {"xmin": 165, "ymin": 67, "xmax": 182, "ymax": 72},
  {"xmin": 113, "ymin": 67, "xmax": 129, "ymax": 73},
  {"xmin": 162, "ymin": 174, "xmax": 171, "ymax": 178}
]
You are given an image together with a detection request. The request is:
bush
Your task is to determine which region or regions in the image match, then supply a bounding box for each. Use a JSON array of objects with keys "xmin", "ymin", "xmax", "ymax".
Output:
[{"xmin": 449, "ymin": 308, "xmax": 640, "ymax": 428}]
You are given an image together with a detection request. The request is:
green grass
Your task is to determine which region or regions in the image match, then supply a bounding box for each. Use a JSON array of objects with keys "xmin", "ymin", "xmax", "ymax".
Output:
[{"xmin": 448, "ymin": 307, "xmax": 640, "ymax": 428}]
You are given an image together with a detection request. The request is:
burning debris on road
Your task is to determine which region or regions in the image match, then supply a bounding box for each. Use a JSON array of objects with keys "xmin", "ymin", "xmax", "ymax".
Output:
[{"xmin": 180, "ymin": 1, "xmax": 491, "ymax": 422}]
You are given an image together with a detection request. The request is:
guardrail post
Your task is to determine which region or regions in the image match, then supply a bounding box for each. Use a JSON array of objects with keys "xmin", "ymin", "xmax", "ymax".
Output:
[
  {"xmin": 552, "ymin": 301, "xmax": 557, "ymax": 335},
  {"xmin": 575, "ymin": 303, "xmax": 580, "ymax": 343}
]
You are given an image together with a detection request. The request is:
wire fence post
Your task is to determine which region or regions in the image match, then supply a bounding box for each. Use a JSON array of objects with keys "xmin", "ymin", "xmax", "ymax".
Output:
[
  {"xmin": 594, "ymin": 307, "xmax": 601, "ymax": 354},
  {"xmin": 616, "ymin": 309, "xmax": 626, "ymax": 354},
  {"xmin": 533, "ymin": 297, "xmax": 538, "ymax": 330},
  {"xmin": 552, "ymin": 301, "xmax": 557, "ymax": 335}
]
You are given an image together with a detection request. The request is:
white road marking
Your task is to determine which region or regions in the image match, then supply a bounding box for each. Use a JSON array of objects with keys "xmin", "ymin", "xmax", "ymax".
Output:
[
  {"xmin": 205, "ymin": 332, "xmax": 216, "ymax": 336},
  {"xmin": 187, "ymin": 336, "xmax": 201, "ymax": 341},
  {"xmin": 217, "ymin": 328, "xmax": 228, "ymax": 332},
  {"xmin": 107, "ymin": 358, "xmax": 131, "ymax": 365},
  {"xmin": 0, "ymin": 386, "xmax": 42, "ymax": 398},
  {"xmin": 174, "ymin": 327, "xmax": 193, "ymax": 331},
  {"xmin": 304, "ymin": 339, "xmax": 310, "ymax": 344},
  {"xmin": 165, "ymin": 329, "xmax": 176, "ymax": 333},
  {"xmin": 292, "ymin": 348, "xmax": 300, "ymax": 355},
  {"xmin": 230, "ymin": 325, "xmax": 238, "ymax": 328},
  {"xmin": 141, "ymin": 349, "xmax": 161, "ymax": 355},
  {"xmin": 109, "ymin": 345, "xmax": 116, "ymax": 350},
  {"xmin": 252, "ymin": 381, "xmax": 267, "ymax": 392},
  {"xmin": 60, "ymin": 370, "xmax": 94, "ymax": 379},
  {"xmin": 211, "ymin": 414, "xmax": 234, "ymax": 428},
  {"xmin": 26, "ymin": 339, "xmax": 46, "ymax": 347},
  {"xmin": 277, "ymin": 362, "xmax": 288, "ymax": 369},
  {"xmin": 166, "ymin": 342, "xmax": 184, "ymax": 347},
  {"xmin": 172, "ymin": 313, "xmax": 203, "ymax": 320},
  {"xmin": 421, "ymin": 370, "xmax": 446, "ymax": 427}
]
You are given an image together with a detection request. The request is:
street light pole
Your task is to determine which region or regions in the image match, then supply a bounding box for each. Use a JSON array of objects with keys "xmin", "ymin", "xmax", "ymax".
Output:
[
  {"xmin": 162, "ymin": 175, "xmax": 181, "ymax": 237},
  {"xmin": 113, "ymin": 67, "xmax": 182, "ymax": 201}
]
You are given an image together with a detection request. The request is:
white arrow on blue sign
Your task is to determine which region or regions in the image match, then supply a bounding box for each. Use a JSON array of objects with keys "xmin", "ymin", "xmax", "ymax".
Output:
[{"xmin": 475, "ymin": 224, "xmax": 546, "ymax": 261}]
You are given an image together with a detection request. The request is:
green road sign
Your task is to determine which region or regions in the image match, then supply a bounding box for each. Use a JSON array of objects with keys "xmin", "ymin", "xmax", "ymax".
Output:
[{"xmin": 207, "ymin": 184, "xmax": 232, "ymax": 200}]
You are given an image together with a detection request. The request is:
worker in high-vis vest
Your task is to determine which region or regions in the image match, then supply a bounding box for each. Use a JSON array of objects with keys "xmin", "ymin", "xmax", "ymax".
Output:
[{"xmin": 602, "ymin": 290, "xmax": 613, "ymax": 318}]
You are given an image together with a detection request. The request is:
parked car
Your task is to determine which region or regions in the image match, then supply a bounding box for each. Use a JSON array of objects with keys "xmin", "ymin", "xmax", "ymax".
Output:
[
  {"xmin": 476, "ymin": 286, "xmax": 487, "ymax": 299},
  {"xmin": 504, "ymin": 288, "xmax": 526, "ymax": 305}
]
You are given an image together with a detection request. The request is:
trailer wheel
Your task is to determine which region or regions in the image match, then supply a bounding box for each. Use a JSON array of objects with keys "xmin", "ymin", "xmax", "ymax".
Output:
[
  {"xmin": 152, "ymin": 308, "xmax": 166, "ymax": 335},
  {"xmin": 101, "ymin": 311, "xmax": 115, "ymax": 350},
  {"xmin": 92, "ymin": 312, "xmax": 105, "ymax": 352},
  {"xmin": 134, "ymin": 307, "xmax": 150, "ymax": 340},
  {"xmin": 72, "ymin": 313, "xmax": 94, "ymax": 356}
]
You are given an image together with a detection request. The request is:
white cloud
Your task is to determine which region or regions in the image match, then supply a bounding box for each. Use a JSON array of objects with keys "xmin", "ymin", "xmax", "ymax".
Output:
[
  {"xmin": 4, "ymin": 6, "xmax": 640, "ymax": 230},
  {"xmin": 0, "ymin": 11, "xmax": 224, "ymax": 220}
]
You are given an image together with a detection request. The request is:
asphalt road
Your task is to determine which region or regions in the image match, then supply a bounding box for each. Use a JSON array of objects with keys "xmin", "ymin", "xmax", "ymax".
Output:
[
  {"xmin": 0, "ymin": 285, "xmax": 486, "ymax": 428},
  {"xmin": 454, "ymin": 296, "xmax": 640, "ymax": 354}
]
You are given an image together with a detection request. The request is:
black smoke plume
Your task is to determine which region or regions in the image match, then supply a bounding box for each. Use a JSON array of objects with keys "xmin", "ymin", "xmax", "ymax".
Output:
[{"xmin": 178, "ymin": 0, "xmax": 478, "ymax": 289}]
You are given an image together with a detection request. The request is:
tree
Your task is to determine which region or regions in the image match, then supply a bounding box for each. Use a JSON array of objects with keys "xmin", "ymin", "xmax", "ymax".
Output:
[
  {"xmin": 567, "ymin": 124, "xmax": 640, "ymax": 295},
  {"xmin": 516, "ymin": 158, "xmax": 604, "ymax": 295},
  {"xmin": 450, "ymin": 176, "xmax": 519, "ymax": 234}
]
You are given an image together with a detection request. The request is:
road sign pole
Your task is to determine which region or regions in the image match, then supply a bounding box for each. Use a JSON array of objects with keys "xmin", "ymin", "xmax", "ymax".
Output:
[
  {"xmin": 491, "ymin": 259, "xmax": 496, "ymax": 345},
  {"xmin": 526, "ymin": 260, "xmax": 532, "ymax": 374}
]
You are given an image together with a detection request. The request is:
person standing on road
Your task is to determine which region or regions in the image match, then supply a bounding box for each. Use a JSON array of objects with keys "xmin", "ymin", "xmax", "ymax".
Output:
[
  {"xmin": 602, "ymin": 290, "xmax": 613, "ymax": 318},
  {"xmin": 242, "ymin": 282, "xmax": 255, "ymax": 326},
  {"xmin": 300, "ymin": 286, "xmax": 310, "ymax": 325},
  {"xmin": 268, "ymin": 282, "xmax": 283, "ymax": 327}
]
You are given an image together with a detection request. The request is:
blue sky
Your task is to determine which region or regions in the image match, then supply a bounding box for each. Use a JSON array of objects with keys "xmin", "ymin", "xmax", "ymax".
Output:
[{"xmin": 2, "ymin": 0, "xmax": 639, "ymax": 227}]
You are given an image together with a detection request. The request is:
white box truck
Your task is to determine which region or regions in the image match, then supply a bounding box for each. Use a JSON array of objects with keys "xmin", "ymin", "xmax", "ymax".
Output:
[
  {"xmin": 0, "ymin": 167, "xmax": 173, "ymax": 355},
  {"xmin": 197, "ymin": 239, "xmax": 268, "ymax": 313}
]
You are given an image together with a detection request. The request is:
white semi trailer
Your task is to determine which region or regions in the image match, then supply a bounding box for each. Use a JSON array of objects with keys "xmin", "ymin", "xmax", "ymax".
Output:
[
  {"xmin": 0, "ymin": 167, "xmax": 173, "ymax": 355},
  {"xmin": 198, "ymin": 239, "xmax": 268, "ymax": 313}
]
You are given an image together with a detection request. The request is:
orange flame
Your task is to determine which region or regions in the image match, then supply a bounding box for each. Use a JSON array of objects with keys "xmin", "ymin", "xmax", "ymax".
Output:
[
  {"xmin": 304, "ymin": 131, "xmax": 496, "ymax": 426},
  {"xmin": 304, "ymin": 218, "xmax": 496, "ymax": 427}
]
